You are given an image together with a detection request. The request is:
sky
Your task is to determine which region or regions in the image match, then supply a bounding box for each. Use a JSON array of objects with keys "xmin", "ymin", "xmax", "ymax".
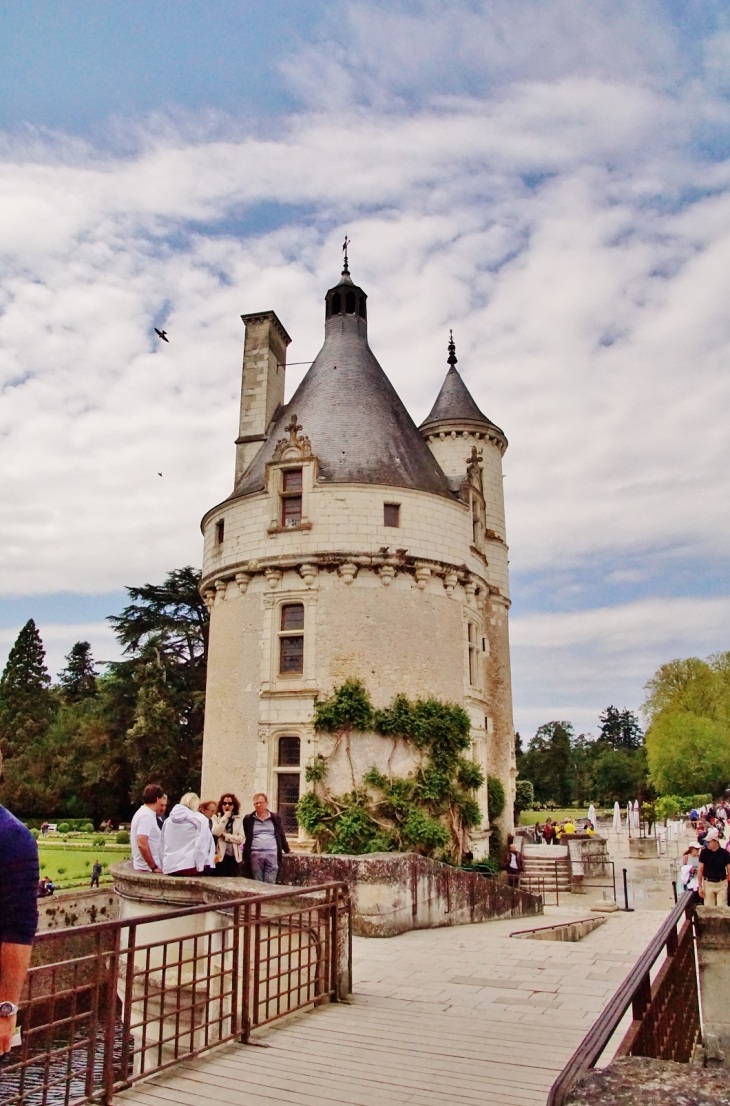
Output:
[{"xmin": 1, "ymin": 0, "xmax": 729, "ymax": 740}]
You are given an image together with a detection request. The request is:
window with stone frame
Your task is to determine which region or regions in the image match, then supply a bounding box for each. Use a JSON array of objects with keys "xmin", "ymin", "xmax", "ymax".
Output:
[
  {"xmin": 384, "ymin": 502, "xmax": 400, "ymax": 527},
  {"xmin": 276, "ymin": 735, "xmax": 302, "ymax": 835},
  {"xmin": 279, "ymin": 603, "xmax": 304, "ymax": 674},
  {"xmin": 281, "ymin": 467, "xmax": 303, "ymax": 528},
  {"xmin": 467, "ymin": 621, "xmax": 479, "ymax": 687}
]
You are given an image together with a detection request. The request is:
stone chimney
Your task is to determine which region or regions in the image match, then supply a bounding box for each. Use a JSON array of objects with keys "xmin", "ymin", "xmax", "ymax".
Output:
[{"xmin": 235, "ymin": 311, "xmax": 291, "ymax": 482}]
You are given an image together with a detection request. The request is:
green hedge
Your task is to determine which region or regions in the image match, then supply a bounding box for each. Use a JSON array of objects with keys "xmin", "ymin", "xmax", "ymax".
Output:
[{"xmin": 115, "ymin": 831, "xmax": 130, "ymax": 845}]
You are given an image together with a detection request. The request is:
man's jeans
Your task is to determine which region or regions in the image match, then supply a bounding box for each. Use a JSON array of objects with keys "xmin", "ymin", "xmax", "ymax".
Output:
[
  {"xmin": 703, "ymin": 881, "xmax": 727, "ymax": 907},
  {"xmin": 251, "ymin": 853, "xmax": 278, "ymax": 884}
]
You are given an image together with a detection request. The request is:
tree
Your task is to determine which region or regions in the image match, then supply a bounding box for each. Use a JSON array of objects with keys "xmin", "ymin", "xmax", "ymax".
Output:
[
  {"xmin": 109, "ymin": 566, "xmax": 209, "ymax": 803},
  {"xmin": 514, "ymin": 779, "xmax": 534, "ymax": 822},
  {"xmin": 0, "ymin": 619, "xmax": 54, "ymax": 758},
  {"xmin": 645, "ymin": 713, "xmax": 730, "ymax": 797},
  {"xmin": 521, "ymin": 722, "xmax": 574, "ymax": 806},
  {"xmin": 58, "ymin": 642, "xmax": 98, "ymax": 703},
  {"xmin": 598, "ymin": 706, "xmax": 643, "ymax": 750},
  {"xmin": 592, "ymin": 747, "xmax": 647, "ymax": 805}
]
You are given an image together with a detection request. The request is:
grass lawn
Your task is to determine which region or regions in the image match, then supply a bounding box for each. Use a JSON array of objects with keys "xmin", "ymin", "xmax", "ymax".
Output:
[
  {"xmin": 37, "ymin": 842, "xmax": 130, "ymax": 890},
  {"xmin": 517, "ymin": 808, "xmax": 608, "ymax": 827}
]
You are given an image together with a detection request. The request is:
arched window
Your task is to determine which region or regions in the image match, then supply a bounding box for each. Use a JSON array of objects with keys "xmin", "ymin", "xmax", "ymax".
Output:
[
  {"xmin": 345, "ymin": 291, "xmax": 356, "ymax": 314},
  {"xmin": 331, "ymin": 292, "xmax": 341, "ymax": 315},
  {"xmin": 278, "ymin": 735, "xmax": 301, "ymax": 766}
]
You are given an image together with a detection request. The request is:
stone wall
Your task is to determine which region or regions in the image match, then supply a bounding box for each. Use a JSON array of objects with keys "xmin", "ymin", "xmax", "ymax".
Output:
[
  {"xmin": 280, "ymin": 851, "xmax": 542, "ymax": 937},
  {"xmin": 38, "ymin": 886, "xmax": 119, "ymax": 931}
]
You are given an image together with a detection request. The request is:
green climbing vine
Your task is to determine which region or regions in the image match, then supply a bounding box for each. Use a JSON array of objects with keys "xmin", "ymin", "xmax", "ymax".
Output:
[{"xmin": 295, "ymin": 678, "xmax": 485, "ymax": 862}]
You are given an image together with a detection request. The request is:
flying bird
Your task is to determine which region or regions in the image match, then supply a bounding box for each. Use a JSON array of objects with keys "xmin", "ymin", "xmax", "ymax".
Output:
[
  {"xmin": 154, "ymin": 328, "xmax": 169, "ymax": 342},
  {"xmin": 158, "ymin": 472, "xmax": 163, "ymax": 477}
]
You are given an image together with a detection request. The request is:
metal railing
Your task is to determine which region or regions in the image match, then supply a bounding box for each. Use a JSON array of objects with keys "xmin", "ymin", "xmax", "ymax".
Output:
[
  {"xmin": 546, "ymin": 890, "xmax": 700, "ymax": 1106},
  {"xmin": 520, "ymin": 871, "xmax": 560, "ymax": 905},
  {"xmin": 1, "ymin": 882, "xmax": 349, "ymax": 1106}
]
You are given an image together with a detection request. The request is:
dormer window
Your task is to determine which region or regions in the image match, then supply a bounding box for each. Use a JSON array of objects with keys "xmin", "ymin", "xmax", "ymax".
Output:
[{"xmin": 281, "ymin": 468, "xmax": 303, "ymax": 528}]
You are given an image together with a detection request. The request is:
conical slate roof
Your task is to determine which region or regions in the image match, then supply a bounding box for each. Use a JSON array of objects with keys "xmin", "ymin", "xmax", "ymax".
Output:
[
  {"xmin": 232, "ymin": 272, "xmax": 455, "ymax": 501},
  {"xmin": 419, "ymin": 333, "xmax": 505, "ymax": 439}
]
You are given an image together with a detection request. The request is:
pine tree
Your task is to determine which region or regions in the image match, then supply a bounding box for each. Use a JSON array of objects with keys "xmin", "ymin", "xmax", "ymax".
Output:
[
  {"xmin": 59, "ymin": 641, "xmax": 98, "ymax": 702},
  {"xmin": 0, "ymin": 619, "xmax": 54, "ymax": 756},
  {"xmin": 599, "ymin": 705, "xmax": 643, "ymax": 750}
]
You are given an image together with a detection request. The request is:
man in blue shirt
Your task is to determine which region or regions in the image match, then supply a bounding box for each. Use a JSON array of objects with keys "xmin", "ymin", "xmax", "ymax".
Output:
[{"xmin": 0, "ymin": 751, "xmax": 39, "ymax": 1054}]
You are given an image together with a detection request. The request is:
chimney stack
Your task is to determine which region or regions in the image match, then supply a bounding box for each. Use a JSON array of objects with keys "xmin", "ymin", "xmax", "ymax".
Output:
[{"xmin": 235, "ymin": 311, "xmax": 291, "ymax": 481}]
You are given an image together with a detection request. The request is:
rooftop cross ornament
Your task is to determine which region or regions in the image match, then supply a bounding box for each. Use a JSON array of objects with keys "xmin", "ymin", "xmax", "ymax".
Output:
[
  {"xmin": 447, "ymin": 329, "xmax": 458, "ymax": 369},
  {"xmin": 285, "ymin": 413, "xmax": 303, "ymax": 442},
  {"xmin": 342, "ymin": 235, "xmax": 350, "ymax": 275}
]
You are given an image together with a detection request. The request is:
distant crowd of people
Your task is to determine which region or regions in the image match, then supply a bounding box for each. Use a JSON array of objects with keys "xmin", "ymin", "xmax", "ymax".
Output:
[
  {"xmin": 681, "ymin": 801, "xmax": 730, "ymax": 906},
  {"xmin": 130, "ymin": 784, "xmax": 290, "ymax": 883},
  {"xmin": 532, "ymin": 817, "xmax": 595, "ymax": 844}
]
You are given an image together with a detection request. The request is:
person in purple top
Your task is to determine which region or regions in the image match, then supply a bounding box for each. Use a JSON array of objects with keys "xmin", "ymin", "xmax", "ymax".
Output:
[{"xmin": 0, "ymin": 751, "xmax": 40, "ymax": 1054}]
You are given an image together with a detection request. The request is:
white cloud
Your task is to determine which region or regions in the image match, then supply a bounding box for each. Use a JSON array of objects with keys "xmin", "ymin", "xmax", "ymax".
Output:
[
  {"xmin": 511, "ymin": 597, "xmax": 730, "ymax": 735},
  {"xmin": 0, "ymin": 0, "xmax": 729, "ymax": 727}
]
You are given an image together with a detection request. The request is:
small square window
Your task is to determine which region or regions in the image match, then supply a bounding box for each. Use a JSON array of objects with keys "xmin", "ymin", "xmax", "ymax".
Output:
[
  {"xmin": 282, "ymin": 495, "xmax": 302, "ymax": 527},
  {"xmin": 281, "ymin": 604, "xmax": 304, "ymax": 631},
  {"xmin": 384, "ymin": 503, "xmax": 400, "ymax": 527},
  {"xmin": 283, "ymin": 468, "xmax": 302, "ymax": 493},
  {"xmin": 215, "ymin": 519, "xmax": 225, "ymax": 545}
]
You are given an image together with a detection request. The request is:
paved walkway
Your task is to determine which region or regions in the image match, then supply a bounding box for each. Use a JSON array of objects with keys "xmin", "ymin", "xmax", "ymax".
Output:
[{"xmin": 114, "ymin": 904, "xmax": 666, "ymax": 1106}]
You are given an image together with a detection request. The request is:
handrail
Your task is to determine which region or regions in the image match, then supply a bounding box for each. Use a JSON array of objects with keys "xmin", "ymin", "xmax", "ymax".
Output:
[
  {"xmin": 546, "ymin": 889, "xmax": 696, "ymax": 1106},
  {"xmin": 33, "ymin": 880, "xmax": 347, "ymax": 942}
]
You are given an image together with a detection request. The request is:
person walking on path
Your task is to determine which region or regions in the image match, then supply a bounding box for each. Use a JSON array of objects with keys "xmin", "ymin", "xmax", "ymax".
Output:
[
  {"xmin": 0, "ymin": 750, "xmax": 40, "ymax": 1055},
  {"xmin": 90, "ymin": 860, "xmax": 103, "ymax": 888},
  {"xmin": 242, "ymin": 793, "xmax": 290, "ymax": 883},
  {"xmin": 212, "ymin": 793, "xmax": 245, "ymax": 877},
  {"xmin": 699, "ymin": 828, "xmax": 730, "ymax": 907},
  {"xmin": 504, "ymin": 842, "xmax": 524, "ymax": 889},
  {"xmin": 130, "ymin": 784, "xmax": 167, "ymax": 873},
  {"xmin": 542, "ymin": 818, "xmax": 555, "ymax": 845}
]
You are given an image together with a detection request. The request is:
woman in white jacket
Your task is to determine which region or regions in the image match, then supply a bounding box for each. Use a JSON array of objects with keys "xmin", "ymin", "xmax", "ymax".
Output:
[
  {"xmin": 160, "ymin": 793, "xmax": 216, "ymax": 876},
  {"xmin": 211, "ymin": 792, "xmax": 245, "ymax": 877}
]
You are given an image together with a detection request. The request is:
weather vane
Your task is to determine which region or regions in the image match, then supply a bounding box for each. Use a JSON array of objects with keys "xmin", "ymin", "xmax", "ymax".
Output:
[{"xmin": 342, "ymin": 235, "xmax": 350, "ymax": 275}]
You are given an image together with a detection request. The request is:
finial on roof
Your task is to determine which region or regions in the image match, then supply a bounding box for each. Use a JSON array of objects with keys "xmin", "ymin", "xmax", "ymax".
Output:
[
  {"xmin": 342, "ymin": 235, "xmax": 350, "ymax": 276},
  {"xmin": 447, "ymin": 329, "xmax": 458, "ymax": 370}
]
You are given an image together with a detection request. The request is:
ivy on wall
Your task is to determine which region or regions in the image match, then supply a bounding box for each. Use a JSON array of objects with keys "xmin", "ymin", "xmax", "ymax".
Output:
[{"xmin": 295, "ymin": 678, "xmax": 486, "ymax": 862}]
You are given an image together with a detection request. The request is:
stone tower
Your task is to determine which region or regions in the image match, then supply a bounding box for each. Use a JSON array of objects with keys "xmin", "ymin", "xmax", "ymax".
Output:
[{"xmin": 199, "ymin": 263, "xmax": 516, "ymax": 848}]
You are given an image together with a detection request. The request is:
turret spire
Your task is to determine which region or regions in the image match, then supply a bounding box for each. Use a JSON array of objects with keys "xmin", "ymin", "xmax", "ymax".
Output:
[
  {"xmin": 342, "ymin": 235, "xmax": 350, "ymax": 276},
  {"xmin": 447, "ymin": 329, "xmax": 457, "ymax": 370}
]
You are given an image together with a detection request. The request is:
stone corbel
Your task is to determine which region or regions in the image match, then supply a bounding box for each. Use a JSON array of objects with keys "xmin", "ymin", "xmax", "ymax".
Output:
[
  {"xmin": 339, "ymin": 563, "xmax": 358, "ymax": 586},
  {"xmin": 414, "ymin": 565, "xmax": 431, "ymax": 591},
  {"xmin": 443, "ymin": 571, "xmax": 459, "ymax": 597},
  {"xmin": 203, "ymin": 587, "xmax": 216, "ymax": 611},
  {"xmin": 214, "ymin": 579, "xmax": 228, "ymax": 604},
  {"xmin": 265, "ymin": 568, "xmax": 282, "ymax": 590},
  {"xmin": 463, "ymin": 578, "xmax": 477, "ymax": 606},
  {"xmin": 379, "ymin": 564, "xmax": 396, "ymax": 587},
  {"xmin": 235, "ymin": 572, "xmax": 251, "ymax": 595},
  {"xmin": 299, "ymin": 563, "xmax": 319, "ymax": 588}
]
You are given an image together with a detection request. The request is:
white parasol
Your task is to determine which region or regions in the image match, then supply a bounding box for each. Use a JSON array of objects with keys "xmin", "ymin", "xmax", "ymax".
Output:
[
  {"xmin": 588, "ymin": 803, "xmax": 598, "ymax": 830},
  {"xmin": 613, "ymin": 801, "xmax": 622, "ymax": 832}
]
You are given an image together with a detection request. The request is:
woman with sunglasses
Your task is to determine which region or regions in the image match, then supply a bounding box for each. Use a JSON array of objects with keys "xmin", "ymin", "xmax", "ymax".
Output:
[{"xmin": 211, "ymin": 793, "xmax": 244, "ymax": 877}]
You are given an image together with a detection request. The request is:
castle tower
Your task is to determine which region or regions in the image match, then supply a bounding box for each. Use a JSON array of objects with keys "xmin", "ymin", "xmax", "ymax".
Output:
[
  {"xmin": 419, "ymin": 333, "xmax": 516, "ymax": 826},
  {"xmin": 199, "ymin": 265, "xmax": 515, "ymax": 846}
]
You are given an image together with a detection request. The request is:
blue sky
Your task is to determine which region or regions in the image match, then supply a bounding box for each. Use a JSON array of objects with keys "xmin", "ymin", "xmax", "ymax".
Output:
[{"xmin": 1, "ymin": 0, "xmax": 730, "ymax": 737}]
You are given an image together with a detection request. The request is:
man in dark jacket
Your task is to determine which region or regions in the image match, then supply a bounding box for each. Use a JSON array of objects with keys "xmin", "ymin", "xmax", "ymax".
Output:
[
  {"xmin": 0, "ymin": 751, "xmax": 40, "ymax": 1054},
  {"xmin": 242, "ymin": 793, "xmax": 290, "ymax": 883}
]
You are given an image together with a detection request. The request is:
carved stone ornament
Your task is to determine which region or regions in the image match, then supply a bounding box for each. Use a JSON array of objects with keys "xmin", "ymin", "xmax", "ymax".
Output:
[
  {"xmin": 414, "ymin": 565, "xmax": 432, "ymax": 591},
  {"xmin": 463, "ymin": 578, "xmax": 477, "ymax": 605},
  {"xmin": 443, "ymin": 571, "xmax": 459, "ymax": 597},
  {"xmin": 379, "ymin": 564, "xmax": 396, "ymax": 587},
  {"xmin": 265, "ymin": 568, "xmax": 282, "ymax": 590},
  {"xmin": 271, "ymin": 413, "xmax": 314, "ymax": 464},
  {"xmin": 235, "ymin": 572, "xmax": 251, "ymax": 595},
  {"xmin": 214, "ymin": 579, "xmax": 228, "ymax": 603},
  {"xmin": 339, "ymin": 562, "xmax": 358, "ymax": 586},
  {"xmin": 203, "ymin": 587, "xmax": 216, "ymax": 611},
  {"xmin": 466, "ymin": 445, "xmax": 483, "ymax": 480},
  {"xmin": 299, "ymin": 563, "xmax": 319, "ymax": 588}
]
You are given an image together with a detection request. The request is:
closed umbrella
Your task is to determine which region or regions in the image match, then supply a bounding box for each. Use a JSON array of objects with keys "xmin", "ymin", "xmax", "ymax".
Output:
[
  {"xmin": 588, "ymin": 803, "xmax": 598, "ymax": 830},
  {"xmin": 613, "ymin": 802, "xmax": 622, "ymax": 832},
  {"xmin": 633, "ymin": 799, "xmax": 640, "ymax": 830}
]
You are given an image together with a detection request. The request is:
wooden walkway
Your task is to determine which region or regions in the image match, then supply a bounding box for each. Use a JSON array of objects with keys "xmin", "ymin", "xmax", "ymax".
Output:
[{"xmin": 114, "ymin": 906, "xmax": 666, "ymax": 1106}]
